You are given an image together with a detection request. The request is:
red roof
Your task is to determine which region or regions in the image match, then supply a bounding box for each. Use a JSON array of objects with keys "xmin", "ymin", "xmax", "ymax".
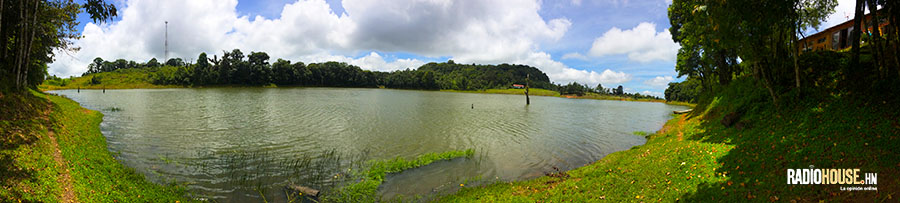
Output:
[{"xmin": 512, "ymin": 84, "xmax": 525, "ymax": 87}]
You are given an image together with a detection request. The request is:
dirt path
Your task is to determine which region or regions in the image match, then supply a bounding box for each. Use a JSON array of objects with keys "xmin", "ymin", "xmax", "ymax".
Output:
[{"xmin": 42, "ymin": 94, "xmax": 77, "ymax": 203}]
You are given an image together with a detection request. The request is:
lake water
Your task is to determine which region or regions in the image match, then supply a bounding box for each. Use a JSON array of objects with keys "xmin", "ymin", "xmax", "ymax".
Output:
[{"xmin": 51, "ymin": 88, "xmax": 687, "ymax": 202}]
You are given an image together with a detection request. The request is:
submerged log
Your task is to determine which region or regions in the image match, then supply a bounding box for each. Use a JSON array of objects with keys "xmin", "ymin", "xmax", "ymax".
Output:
[
  {"xmin": 673, "ymin": 109, "xmax": 692, "ymax": 114},
  {"xmin": 287, "ymin": 184, "xmax": 320, "ymax": 197}
]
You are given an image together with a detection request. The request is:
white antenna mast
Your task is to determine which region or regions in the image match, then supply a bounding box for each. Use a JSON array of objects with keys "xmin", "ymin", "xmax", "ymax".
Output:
[{"xmin": 165, "ymin": 21, "xmax": 169, "ymax": 61}]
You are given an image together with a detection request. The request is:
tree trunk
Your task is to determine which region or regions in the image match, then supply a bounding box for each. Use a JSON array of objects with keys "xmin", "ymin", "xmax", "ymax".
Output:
[
  {"xmin": 759, "ymin": 63, "xmax": 778, "ymax": 107},
  {"xmin": 1, "ymin": 0, "xmax": 4, "ymax": 42},
  {"xmin": 892, "ymin": 9, "xmax": 900, "ymax": 78},
  {"xmin": 0, "ymin": 0, "xmax": 4, "ymax": 61},
  {"xmin": 867, "ymin": 0, "xmax": 884, "ymax": 77},
  {"xmin": 525, "ymin": 74, "xmax": 530, "ymax": 105},
  {"xmin": 850, "ymin": 0, "xmax": 865, "ymax": 68},
  {"xmin": 716, "ymin": 51, "xmax": 731, "ymax": 85},
  {"xmin": 15, "ymin": 0, "xmax": 25, "ymax": 90},
  {"xmin": 793, "ymin": 28, "xmax": 801, "ymax": 93},
  {"xmin": 23, "ymin": 0, "xmax": 40, "ymax": 88}
]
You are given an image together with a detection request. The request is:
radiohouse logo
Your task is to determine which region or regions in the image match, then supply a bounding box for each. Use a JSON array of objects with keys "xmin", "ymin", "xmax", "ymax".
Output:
[{"xmin": 787, "ymin": 165, "xmax": 878, "ymax": 191}]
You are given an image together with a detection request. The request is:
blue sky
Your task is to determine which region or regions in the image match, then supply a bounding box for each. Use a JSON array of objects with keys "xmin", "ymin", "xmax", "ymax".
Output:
[{"xmin": 53, "ymin": 0, "xmax": 857, "ymax": 97}]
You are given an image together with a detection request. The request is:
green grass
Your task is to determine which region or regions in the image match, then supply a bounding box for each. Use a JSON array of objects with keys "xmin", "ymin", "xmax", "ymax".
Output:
[
  {"xmin": 0, "ymin": 90, "xmax": 61, "ymax": 202},
  {"xmin": 40, "ymin": 68, "xmax": 177, "ymax": 90},
  {"xmin": 0, "ymin": 90, "xmax": 192, "ymax": 202},
  {"xmin": 438, "ymin": 77, "xmax": 899, "ymax": 202},
  {"xmin": 322, "ymin": 149, "xmax": 475, "ymax": 202}
]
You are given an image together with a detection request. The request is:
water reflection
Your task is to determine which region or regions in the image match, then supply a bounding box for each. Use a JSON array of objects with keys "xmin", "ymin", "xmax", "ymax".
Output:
[{"xmin": 52, "ymin": 88, "xmax": 687, "ymax": 201}]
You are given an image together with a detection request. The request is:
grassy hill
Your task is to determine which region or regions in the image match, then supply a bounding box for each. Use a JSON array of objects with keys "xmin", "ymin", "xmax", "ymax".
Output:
[
  {"xmin": 437, "ymin": 77, "xmax": 899, "ymax": 202},
  {"xmin": 40, "ymin": 69, "xmax": 176, "ymax": 90}
]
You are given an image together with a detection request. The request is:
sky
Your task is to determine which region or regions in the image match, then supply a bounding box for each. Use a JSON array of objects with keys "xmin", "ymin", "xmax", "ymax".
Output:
[{"xmin": 49, "ymin": 0, "xmax": 860, "ymax": 97}]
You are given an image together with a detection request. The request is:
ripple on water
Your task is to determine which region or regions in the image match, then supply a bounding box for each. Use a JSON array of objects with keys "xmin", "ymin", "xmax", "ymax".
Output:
[{"xmin": 50, "ymin": 88, "xmax": 686, "ymax": 201}]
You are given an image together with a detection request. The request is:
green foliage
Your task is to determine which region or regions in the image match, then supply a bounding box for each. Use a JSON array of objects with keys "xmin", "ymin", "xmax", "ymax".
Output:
[
  {"xmin": 664, "ymin": 77, "xmax": 701, "ymax": 103},
  {"xmin": 559, "ymin": 82, "xmax": 590, "ymax": 96},
  {"xmin": 668, "ymin": 0, "xmax": 839, "ymax": 103},
  {"xmin": 417, "ymin": 62, "xmax": 554, "ymax": 90},
  {"xmin": 90, "ymin": 76, "xmax": 102, "ymax": 85},
  {"xmin": 324, "ymin": 149, "xmax": 475, "ymax": 202},
  {"xmin": 82, "ymin": 0, "xmax": 118, "ymax": 23},
  {"xmin": 76, "ymin": 50, "xmax": 561, "ymax": 92}
]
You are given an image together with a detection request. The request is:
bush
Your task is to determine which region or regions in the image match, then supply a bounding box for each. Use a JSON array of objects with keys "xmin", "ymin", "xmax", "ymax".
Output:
[{"xmin": 90, "ymin": 76, "xmax": 102, "ymax": 85}]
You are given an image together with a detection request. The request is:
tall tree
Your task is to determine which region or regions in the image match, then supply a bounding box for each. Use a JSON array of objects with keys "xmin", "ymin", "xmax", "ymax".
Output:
[
  {"xmin": 670, "ymin": 0, "xmax": 836, "ymax": 105},
  {"xmin": 850, "ymin": 0, "xmax": 866, "ymax": 68},
  {"xmin": 1, "ymin": 0, "xmax": 117, "ymax": 92},
  {"xmin": 247, "ymin": 52, "xmax": 271, "ymax": 85},
  {"xmin": 795, "ymin": 0, "xmax": 838, "ymax": 92}
]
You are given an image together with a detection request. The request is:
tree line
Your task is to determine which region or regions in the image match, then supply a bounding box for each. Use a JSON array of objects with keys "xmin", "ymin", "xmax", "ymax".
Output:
[
  {"xmin": 666, "ymin": 0, "xmax": 900, "ymax": 104},
  {"xmin": 557, "ymin": 82, "xmax": 660, "ymax": 100},
  {"xmin": 83, "ymin": 49, "xmax": 555, "ymax": 91},
  {"xmin": 82, "ymin": 50, "xmax": 661, "ymax": 99}
]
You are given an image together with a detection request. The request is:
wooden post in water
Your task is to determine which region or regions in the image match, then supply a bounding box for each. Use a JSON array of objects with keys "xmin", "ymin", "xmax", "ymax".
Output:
[
  {"xmin": 287, "ymin": 184, "xmax": 320, "ymax": 197},
  {"xmin": 525, "ymin": 74, "xmax": 530, "ymax": 105}
]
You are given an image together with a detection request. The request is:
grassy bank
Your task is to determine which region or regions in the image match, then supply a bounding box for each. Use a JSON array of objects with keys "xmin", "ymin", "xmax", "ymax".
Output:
[
  {"xmin": 438, "ymin": 78, "xmax": 898, "ymax": 202},
  {"xmin": 1, "ymin": 90, "xmax": 61, "ymax": 201},
  {"xmin": 0, "ymin": 90, "xmax": 191, "ymax": 202}
]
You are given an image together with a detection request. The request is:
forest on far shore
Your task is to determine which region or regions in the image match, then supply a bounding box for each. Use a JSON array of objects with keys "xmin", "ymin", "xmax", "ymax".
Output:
[{"xmin": 55, "ymin": 49, "xmax": 661, "ymax": 100}]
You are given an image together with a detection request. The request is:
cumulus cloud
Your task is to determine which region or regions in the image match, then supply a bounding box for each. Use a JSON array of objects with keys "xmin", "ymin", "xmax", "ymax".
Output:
[
  {"xmin": 561, "ymin": 52, "xmax": 588, "ymax": 60},
  {"xmin": 643, "ymin": 75, "xmax": 674, "ymax": 88},
  {"xmin": 48, "ymin": 0, "xmax": 615, "ymax": 86},
  {"xmin": 588, "ymin": 22, "xmax": 678, "ymax": 63},
  {"xmin": 641, "ymin": 90, "xmax": 662, "ymax": 97},
  {"xmin": 349, "ymin": 52, "xmax": 425, "ymax": 72}
]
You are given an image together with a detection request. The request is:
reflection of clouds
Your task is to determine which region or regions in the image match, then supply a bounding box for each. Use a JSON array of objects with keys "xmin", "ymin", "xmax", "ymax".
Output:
[{"xmin": 53, "ymin": 88, "xmax": 687, "ymax": 200}]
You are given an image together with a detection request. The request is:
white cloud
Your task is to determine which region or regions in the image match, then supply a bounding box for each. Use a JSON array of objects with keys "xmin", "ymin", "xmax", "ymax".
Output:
[
  {"xmin": 572, "ymin": 0, "xmax": 582, "ymax": 6},
  {"xmin": 641, "ymin": 90, "xmax": 662, "ymax": 97},
  {"xmin": 491, "ymin": 51, "xmax": 631, "ymax": 86},
  {"xmin": 350, "ymin": 52, "xmax": 425, "ymax": 72},
  {"xmin": 561, "ymin": 52, "xmax": 589, "ymax": 60},
  {"xmin": 643, "ymin": 75, "xmax": 674, "ymax": 88},
  {"xmin": 588, "ymin": 22, "xmax": 679, "ymax": 63},
  {"xmin": 820, "ymin": 0, "xmax": 856, "ymax": 30},
  {"xmin": 286, "ymin": 52, "xmax": 423, "ymax": 72},
  {"xmin": 48, "ymin": 0, "xmax": 616, "ymax": 86}
]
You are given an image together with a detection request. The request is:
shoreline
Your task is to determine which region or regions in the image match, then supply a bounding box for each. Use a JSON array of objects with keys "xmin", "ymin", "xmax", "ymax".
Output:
[
  {"xmin": 0, "ymin": 90, "xmax": 190, "ymax": 202},
  {"xmin": 436, "ymin": 113, "xmax": 698, "ymax": 202},
  {"xmin": 436, "ymin": 78, "xmax": 899, "ymax": 202},
  {"xmin": 43, "ymin": 83, "xmax": 692, "ymax": 107},
  {"xmin": 36, "ymin": 86, "xmax": 687, "ymax": 201}
]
